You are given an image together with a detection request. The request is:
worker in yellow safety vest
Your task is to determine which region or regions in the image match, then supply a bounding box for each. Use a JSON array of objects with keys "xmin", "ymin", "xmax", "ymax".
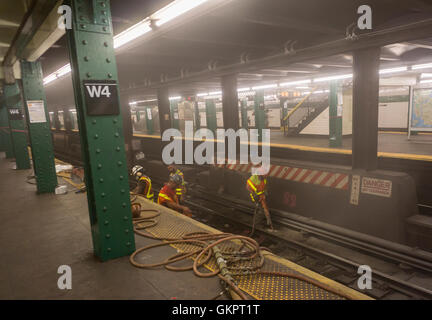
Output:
[
  {"xmin": 158, "ymin": 174, "xmax": 192, "ymax": 216},
  {"xmin": 168, "ymin": 165, "xmax": 186, "ymax": 202},
  {"xmin": 246, "ymin": 167, "xmax": 273, "ymax": 230},
  {"xmin": 131, "ymin": 165, "xmax": 154, "ymax": 201}
]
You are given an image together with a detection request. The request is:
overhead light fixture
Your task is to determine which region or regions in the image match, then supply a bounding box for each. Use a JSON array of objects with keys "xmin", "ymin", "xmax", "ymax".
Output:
[
  {"xmin": 237, "ymin": 87, "xmax": 251, "ymax": 92},
  {"xmin": 295, "ymin": 86, "xmax": 310, "ymax": 89},
  {"xmin": 412, "ymin": 63, "xmax": 432, "ymax": 70},
  {"xmin": 43, "ymin": 64, "xmax": 71, "ymax": 85},
  {"xmin": 113, "ymin": 20, "xmax": 152, "ymax": 49},
  {"xmin": 279, "ymin": 79, "xmax": 311, "ymax": 87},
  {"xmin": 196, "ymin": 93, "xmax": 208, "ymax": 97},
  {"xmin": 420, "ymin": 73, "xmax": 432, "ymax": 79},
  {"xmin": 313, "ymin": 74, "xmax": 352, "ymax": 82},
  {"xmin": 129, "ymin": 99, "xmax": 158, "ymax": 106},
  {"xmin": 169, "ymin": 96, "xmax": 182, "ymax": 101},
  {"xmin": 153, "ymin": 0, "xmax": 210, "ymax": 27},
  {"xmin": 44, "ymin": 0, "xmax": 212, "ymax": 85},
  {"xmin": 252, "ymin": 84, "xmax": 278, "ymax": 90},
  {"xmin": 420, "ymin": 79, "xmax": 432, "ymax": 84},
  {"xmin": 209, "ymin": 91, "xmax": 222, "ymax": 95},
  {"xmin": 379, "ymin": 66, "xmax": 407, "ymax": 75}
]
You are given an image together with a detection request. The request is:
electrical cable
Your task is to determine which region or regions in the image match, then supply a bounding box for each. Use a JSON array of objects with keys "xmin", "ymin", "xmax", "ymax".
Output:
[{"xmin": 129, "ymin": 202, "xmax": 355, "ymax": 300}]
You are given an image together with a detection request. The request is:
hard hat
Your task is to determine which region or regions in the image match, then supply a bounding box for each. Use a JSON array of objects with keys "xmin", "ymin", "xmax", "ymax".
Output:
[
  {"xmin": 131, "ymin": 165, "xmax": 144, "ymax": 176},
  {"xmin": 169, "ymin": 174, "xmax": 182, "ymax": 185}
]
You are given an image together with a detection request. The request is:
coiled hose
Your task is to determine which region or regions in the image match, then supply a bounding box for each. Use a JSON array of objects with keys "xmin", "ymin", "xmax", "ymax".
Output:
[{"xmin": 129, "ymin": 199, "xmax": 355, "ymax": 300}]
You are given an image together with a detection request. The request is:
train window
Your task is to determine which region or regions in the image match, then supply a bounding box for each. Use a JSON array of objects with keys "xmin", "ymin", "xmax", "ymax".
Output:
[
  {"xmin": 70, "ymin": 109, "xmax": 78, "ymax": 130},
  {"xmin": 131, "ymin": 109, "xmax": 147, "ymax": 134},
  {"xmin": 58, "ymin": 111, "xmax": 65, "ymax": 130},
  {"xmin": 49, "ymin": 112, "xmax": 56, "ymax": 129}
]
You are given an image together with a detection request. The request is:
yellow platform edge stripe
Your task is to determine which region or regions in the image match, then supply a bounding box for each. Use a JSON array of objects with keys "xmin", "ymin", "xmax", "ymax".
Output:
[
  {"xmin": 134, "ymin": 194, "xmax": 373, "ymax": 300},
  {"xmin": 131, "ymin": 134, "xmax": 432, "ymax": 162}
]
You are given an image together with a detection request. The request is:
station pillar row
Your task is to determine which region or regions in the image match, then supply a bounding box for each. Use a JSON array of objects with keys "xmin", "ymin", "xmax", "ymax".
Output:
[
  {"xmin": 0, "ymin": 99, "xmax": 14, "ymax": 158},
  {"xmin": 65, "ymin": 0, "xmax": 135, "ymax": 261},
  {"xmin": 20, "ymin": 60, "xmax": 57, "ymax": 193},
  {"xmin": 3, "ymin": 82, "xmax": 31, "ymax": 169},
  {"xmin": 352, "ymin": 47, "xmax": 380, "ymax": 170}
]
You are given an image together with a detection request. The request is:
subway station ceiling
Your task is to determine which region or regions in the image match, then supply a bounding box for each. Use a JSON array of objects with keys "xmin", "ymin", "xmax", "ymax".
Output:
[{"xmin": 38, "ymin": 0, "xmax": 432, "ymax": 107}]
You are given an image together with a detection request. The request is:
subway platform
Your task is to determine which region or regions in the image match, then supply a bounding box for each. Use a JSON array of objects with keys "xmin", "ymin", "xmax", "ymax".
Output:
[{"xmin": 0, "ymin": 152, "xmax": 370, "ymax": 300}]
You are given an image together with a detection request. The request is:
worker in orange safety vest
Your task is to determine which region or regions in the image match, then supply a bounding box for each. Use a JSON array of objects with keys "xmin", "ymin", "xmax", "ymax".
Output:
[
  {"xmin": 158, "ymin": 174, "xmax": 192, "ymax": 216},
  {"xmin": 246, "ymin": 167, "xmax": 274, "ymax": 230}
]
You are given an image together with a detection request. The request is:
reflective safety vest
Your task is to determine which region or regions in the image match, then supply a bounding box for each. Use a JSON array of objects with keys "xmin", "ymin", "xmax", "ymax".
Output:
[
  {"xmin": 157, "ymin": 185, "xmax": 178, "ymax": 205},
  {"xmin": 246, "ymin": 175, "xmax": 267, "ymax": 202},
  {"xmin": 170, "ymin": 169, "xmax": 185, "ymax": 197},
  {"xmin": 139, "ymin": 176, "xmax": 154, "ymax": 201}
]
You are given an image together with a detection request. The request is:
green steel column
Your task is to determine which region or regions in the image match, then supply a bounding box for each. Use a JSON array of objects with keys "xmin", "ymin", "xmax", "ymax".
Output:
[
  {"xmin": 135, "ymin": 110, "xmax": 140, "ymax": 122},
  {"xmin": 205, "ymin": 99, "xmax": 217, "ymax": 135},
  {"xmin": 145, "ymin": 107, "xmax": 154, "ymax": 134},
  {"xmin": 4, "ymin": 83, "xmax": 31, "ymax": 169},
  {"xmin": 170, "ymin": 100, "xmax": 180, "ymax": 129},
  {"xmin": 0, "ymin": 104, "xmax": 14, "ymax": 158},
  {"xmin": 65, "ymin": 0, "xmax": 135, "ymax": 261},
  {"xmin": 240, "ymin": 99, "xmax": 248, "ymax": 129},
  {"xmin": 329, "ymin": 82, "xmax": 342, "ymax": 148},
  {"xmin": 254, "ymin": 90, "xmax": 266, "ymax": 142},
  {"xmin": 20, "ymin": 60, "xmax": 58, "ymax": 193},
  {"xmin": 194, "ymin": 101, "xmax": 201, "ymax": 130}
]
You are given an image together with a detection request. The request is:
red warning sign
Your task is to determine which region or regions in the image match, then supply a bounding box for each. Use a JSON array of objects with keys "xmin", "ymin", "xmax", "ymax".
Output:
[{"xmin": 361, "ymin": 177, "xmax": 392, "ymax": 198}]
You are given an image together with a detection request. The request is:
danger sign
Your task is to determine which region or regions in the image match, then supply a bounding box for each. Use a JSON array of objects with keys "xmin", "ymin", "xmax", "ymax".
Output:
[{"xmin": 361, "ymin": 177, "xmax": 392, "ymax": 198}]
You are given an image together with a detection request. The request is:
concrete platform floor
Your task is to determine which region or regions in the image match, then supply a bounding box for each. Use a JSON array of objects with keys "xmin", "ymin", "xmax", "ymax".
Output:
[{"xmin": 0, "ymin": 153, "xmax": 221, "ymax": 299}]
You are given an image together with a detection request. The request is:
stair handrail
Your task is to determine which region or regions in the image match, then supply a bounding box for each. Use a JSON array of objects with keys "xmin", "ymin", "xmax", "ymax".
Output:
[
  {"xmin": 283, "ymin": 87, "xmax": 317, "ymax": 122},
  {"xmin": 282, "ymin": 87, "xmax": 317, "ymax": 135}
]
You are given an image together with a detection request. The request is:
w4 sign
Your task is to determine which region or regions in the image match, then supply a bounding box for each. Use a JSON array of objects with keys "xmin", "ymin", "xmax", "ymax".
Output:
[{"xmin": 83, "ymin": 80, "xmax": 119, "ymax": 116}]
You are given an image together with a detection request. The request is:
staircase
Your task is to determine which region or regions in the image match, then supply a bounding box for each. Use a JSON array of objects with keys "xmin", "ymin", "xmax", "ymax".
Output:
[{"xmin": 283, "ymin": 100, "xmax": 328, "ymax": 136}]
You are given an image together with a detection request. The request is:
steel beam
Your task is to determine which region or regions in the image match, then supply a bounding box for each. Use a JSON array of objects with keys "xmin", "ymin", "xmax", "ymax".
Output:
[
  {"xmin": 329, "ymin": 82, "xmax": 342, "ymax": 148},
  {"xmin": 134, "ymin": 18, "xmax": 432, "ymax": 90},
  {"xmin": 352, "ymin": 47, "xmax": 380, "ymax": 171},
  {"xmin": 20, "ymin": 60, "xmax": 57, "ymax": 193},
  {"xmin": 65, "ymin": 0, "xmax": 135, "ymax": 261},
  {"xmin": 2, "ymin": 0, "xmax": 59, "ymax": 69},
  {"xmin": 254, "ymin": 90, "xmax": 266, "ymax": 143},
  {"xmin": 4, "ymin": 82, "xmax": 30, "ymax": 169},
  {"xmin": 157, "ymin": 87, "xmax": 172, "ymax": 134}
]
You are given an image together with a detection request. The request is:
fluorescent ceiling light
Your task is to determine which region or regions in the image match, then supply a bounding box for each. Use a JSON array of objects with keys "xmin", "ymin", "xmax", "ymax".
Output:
[
  {"xmin": 113, "ymin": 21, "xmax": 152, "ymax": 49},
  {"xmin": 420, "ymin": 79, "xmax": 432, "ymax": 84},
  {"xmin": 208, "ymin": 91, "xmax": 222, "ymax": 96},
  {"xmin": 296, "ymin": 86, "xmax": 310, "ymax": 89},
  {"xmin": 44, "ymin": 0, "xmax": 212, "ymax": 85},
  {"xmin": 420, "ymin": 73, "xmax": 432, "ymax": 79},
  {"xmin": 169, "ymin": 96, "xmax": 181, "ymax": 101},
  {"xmin": 412, "ymin": 63, "xmax": 432, "ymax": 70},
  {"xmin": 280, "ymin": 79, "xmax": 311, "ymax": 87},
  {"xmin": 313, "ymin": 74, "xmax": 352, "ymax": 82},
  {"xmin": 252, "ymin": 84, "xmax": 278, "ymax": 90},
  {"xmin": 197, "ymin": 93, "xmax": 208, "ymax": 97},
  {"xmin": 43, "ymin": 64, "xmax": 71, "ymax": 85},
  {"xmin": 379, "ymin": 66, "xmax": 407, "ymax": 75},
  {"xmin": 237, "ymin": 87, "xmax": 251, "ymax": 92},
  {"xmin": 153, "ymin": 0, "xmax": 210, "ymax": 27}
]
